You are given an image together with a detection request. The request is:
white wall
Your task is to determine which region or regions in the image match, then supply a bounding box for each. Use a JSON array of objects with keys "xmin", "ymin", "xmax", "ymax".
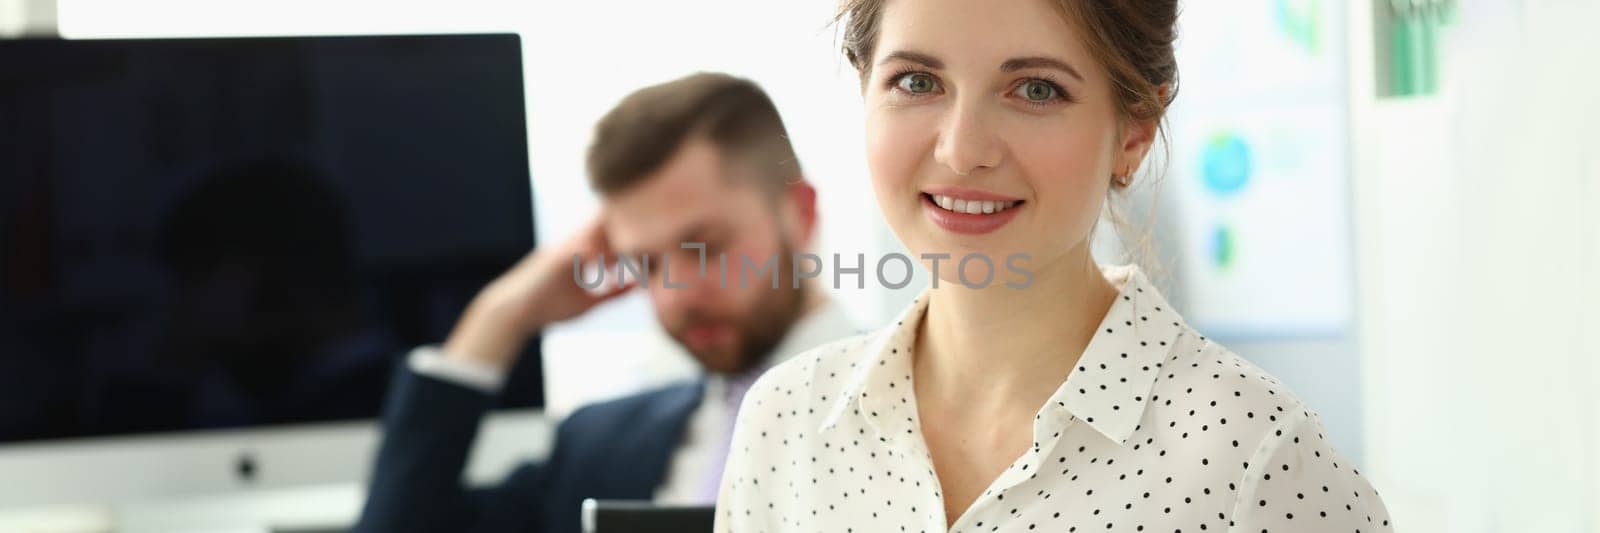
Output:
[
  {"xmin": 0, "ymin": 0, "xmax": 54, "ymax": 36},
  {"xmin": 1349, "ymin": 0, "xmax": 1600, "ymax": 530},
  {"xmin": 0, "ymin": 0, "xmax": 22, "ymax": 36}
]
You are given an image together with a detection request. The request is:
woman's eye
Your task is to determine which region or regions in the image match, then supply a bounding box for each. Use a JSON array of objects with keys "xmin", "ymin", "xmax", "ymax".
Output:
[
  {"xmin": 895, "ymin": 73, "xmax": 938, "ymax": 94},
  {"xmin": 1015, "ymin": 80, "xmax": 1059, "ymax": 102}
]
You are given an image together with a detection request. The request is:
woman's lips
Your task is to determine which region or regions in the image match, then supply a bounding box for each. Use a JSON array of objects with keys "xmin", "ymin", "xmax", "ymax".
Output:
[{"xmin": 920, "ymin": 192, "xmax": 1023, "ymax": 235}]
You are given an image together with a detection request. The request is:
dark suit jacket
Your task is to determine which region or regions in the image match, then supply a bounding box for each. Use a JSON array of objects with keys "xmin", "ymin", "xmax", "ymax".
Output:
[{"xmin": 353, "ymin": 367, "xmax": 705, "ymax": 533}]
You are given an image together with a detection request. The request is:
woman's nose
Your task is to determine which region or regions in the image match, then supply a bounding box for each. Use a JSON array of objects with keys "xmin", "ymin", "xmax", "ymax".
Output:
[{"xmin": 933, "ymin": 99, "xmax": 1003, "ymax": 175}]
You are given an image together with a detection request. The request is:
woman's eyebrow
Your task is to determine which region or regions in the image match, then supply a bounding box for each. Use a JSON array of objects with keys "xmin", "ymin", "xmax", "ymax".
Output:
[
  {"xmin": 877, "ymin": 50, "xmax": 944, "ymax": 69},
  {"xmin": 1001, "ymin": 56, "xmax": 1085, "ymax": 82}
]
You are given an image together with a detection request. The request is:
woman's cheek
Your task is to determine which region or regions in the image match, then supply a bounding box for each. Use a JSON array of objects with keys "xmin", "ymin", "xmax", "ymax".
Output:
[
  {"xmin": 1012, "ymin": 128, "xmax": 1113, "ymax": 234},
  {"xmin": 864, "ymin": 108, "xmax": 927, "ymax": 213}
]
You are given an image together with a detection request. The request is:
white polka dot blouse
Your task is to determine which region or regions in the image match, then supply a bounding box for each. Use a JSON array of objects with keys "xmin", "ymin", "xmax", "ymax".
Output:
[{"xmin": 714, "ymin": 264, "xmax": 1392, "ymax": 533}]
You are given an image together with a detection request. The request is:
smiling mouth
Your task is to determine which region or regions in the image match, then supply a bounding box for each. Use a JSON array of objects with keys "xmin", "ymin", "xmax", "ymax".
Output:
[{"xmin": 923, "ymin": 193, "xmax": 1025, "ymax": 215}]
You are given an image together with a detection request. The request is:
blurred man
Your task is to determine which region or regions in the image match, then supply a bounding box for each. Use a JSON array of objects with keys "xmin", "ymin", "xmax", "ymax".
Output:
[{"xmin": 354, "ymin": 72, "xmax": 858, "ymax": 533}]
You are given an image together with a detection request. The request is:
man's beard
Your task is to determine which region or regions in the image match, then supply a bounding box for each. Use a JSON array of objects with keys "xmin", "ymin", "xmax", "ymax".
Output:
[{"xmin": 668, "ymin": 236, "xmax": 808, "ymax": 375}]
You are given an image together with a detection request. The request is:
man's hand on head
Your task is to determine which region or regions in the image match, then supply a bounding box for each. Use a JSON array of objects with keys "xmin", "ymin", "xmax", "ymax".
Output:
[{"xmin": 442, "ymin": 212, "xmax": 634, "ymax": 369}]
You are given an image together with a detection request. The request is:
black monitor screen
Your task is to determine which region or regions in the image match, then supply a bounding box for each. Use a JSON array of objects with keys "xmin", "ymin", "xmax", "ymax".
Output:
[{"xmin": 0, "ymin": 33, "xmax": 541, "ymax": 443}]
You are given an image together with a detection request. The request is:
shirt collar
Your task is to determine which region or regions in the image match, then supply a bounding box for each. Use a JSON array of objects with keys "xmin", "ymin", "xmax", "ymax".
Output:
[{"xmin": 819, "ymin": 264, "xmax": 1185, "ymax": 447}]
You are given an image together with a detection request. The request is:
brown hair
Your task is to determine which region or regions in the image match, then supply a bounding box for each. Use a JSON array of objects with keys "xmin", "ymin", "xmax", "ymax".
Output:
[
  {"xmin": 586, "ymin": 72, "xmax": 802, "ymax": 196},
  {"xmin": 833, "ymin": 0, "xmax": 1181, "ymax": 272}
]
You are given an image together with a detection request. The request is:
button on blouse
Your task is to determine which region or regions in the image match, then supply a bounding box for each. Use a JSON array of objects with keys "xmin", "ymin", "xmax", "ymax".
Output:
[{"xmin": 714, "ymin": 264, "xmax": 1392, "ymax": 533}]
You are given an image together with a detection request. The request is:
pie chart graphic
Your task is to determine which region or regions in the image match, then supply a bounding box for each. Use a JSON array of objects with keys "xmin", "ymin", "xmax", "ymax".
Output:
[
  {"xmin": 1211, "ymin": 223, "xmax": 1236, "ymax": 271},
  {"xmin": 1201, "ymin": 132, "xmax": 1253, "ymax": 198}
]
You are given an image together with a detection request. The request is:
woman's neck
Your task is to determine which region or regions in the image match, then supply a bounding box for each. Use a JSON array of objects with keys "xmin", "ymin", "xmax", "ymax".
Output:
[{"xmin": 914, "ymin": 245, "xmax": 1120, "ymax": 413}]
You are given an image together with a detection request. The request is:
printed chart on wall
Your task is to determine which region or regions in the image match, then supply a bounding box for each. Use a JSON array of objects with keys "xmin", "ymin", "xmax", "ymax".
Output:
[{"xmin": 1167, "ymin": 0, "xmax": 1353, "ymax": 338}]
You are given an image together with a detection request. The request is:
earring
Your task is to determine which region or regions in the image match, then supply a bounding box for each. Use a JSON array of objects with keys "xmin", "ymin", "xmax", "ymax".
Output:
[{"xmin": 1113, "ymin": 171, "xmax": 1132, "ymax": 188}]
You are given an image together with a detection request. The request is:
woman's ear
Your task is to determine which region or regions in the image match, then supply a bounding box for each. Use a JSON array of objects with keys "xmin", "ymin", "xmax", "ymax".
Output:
[
  {"xmin": 1116, "ymin": 85, "xmax": 1171, "ymax": 176},
  {"xmin": 780, "ymin": 178, "xmax": 819, "ymax": 248},
  {"xmin": 1117, "ymin": 117, "xmax": 1158, "ymax": 176}
]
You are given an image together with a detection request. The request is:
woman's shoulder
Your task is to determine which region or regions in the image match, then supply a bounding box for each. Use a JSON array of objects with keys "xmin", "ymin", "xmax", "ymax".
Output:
[
  {"xmin": 1153, "ymin": 329, "xmax": 1392, "ymax": 529},
  {"xmin": 1156, "ymin": 328, "xmax": 1316, "ymax": 420},
  {"xmin": 1144, "ymin": 327, "xmax": 1340, "ymax": 460}
]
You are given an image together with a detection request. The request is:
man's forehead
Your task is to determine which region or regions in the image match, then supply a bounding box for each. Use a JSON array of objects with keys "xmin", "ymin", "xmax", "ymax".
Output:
[
  {"xmin": 600, "ymin": 137, "xmax": 765, "ymax": 254},
  {"xmin": 605, "ymin": 203, "xmax": 711, "ymax": 256}
]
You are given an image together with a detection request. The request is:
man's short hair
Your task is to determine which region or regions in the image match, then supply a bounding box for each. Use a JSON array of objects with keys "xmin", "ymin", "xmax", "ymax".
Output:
[{"xmin": 586, "ymin": 72, "xmax": 801, "ymax": 196}]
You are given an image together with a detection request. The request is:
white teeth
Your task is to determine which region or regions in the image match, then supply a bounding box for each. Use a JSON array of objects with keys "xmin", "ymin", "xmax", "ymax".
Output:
[{"xmin": 931, "ymin": 194, "xmax": 1020, "ymax": 214}]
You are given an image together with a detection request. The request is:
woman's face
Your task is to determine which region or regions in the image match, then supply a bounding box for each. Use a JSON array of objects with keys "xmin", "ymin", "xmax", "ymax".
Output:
[{"xmin": 864, "ymin": 0, "xmax": 1150, "ymax": 284}]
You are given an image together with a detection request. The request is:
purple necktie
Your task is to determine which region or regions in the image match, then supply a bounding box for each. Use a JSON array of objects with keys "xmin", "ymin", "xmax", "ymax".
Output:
[{"xmin": 701, "ymin": 368, "xmax": 762, "ymax": 503}]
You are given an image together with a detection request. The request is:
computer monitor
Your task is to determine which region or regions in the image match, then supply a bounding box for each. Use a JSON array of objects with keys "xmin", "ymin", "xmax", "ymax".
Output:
[
  {"xmin": 0, "ymin": 33, "xmax": 541, "ymax": 508},
  {"xmin": 582, "ymin": 500, "xmax": 715, "ymax": 533}
]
